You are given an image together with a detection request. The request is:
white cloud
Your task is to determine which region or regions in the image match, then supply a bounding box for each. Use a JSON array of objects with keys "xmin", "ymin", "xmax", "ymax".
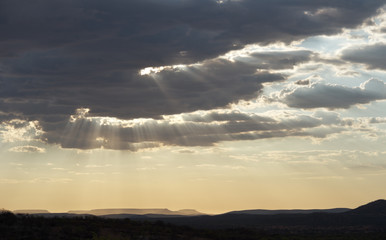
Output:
[
  {"xmin": 0, "ymin": 120, "xmax": 42, "ymax": 143},
  {"xmin": 270, "ymin": 78, "xmax": 386, "ymax": 109},
  {"xmin": 8, "ymin": 145, "xmax": 46, "ymax": 153},
  {"xmin": 52, "ymin": 108, "xmax": 360, "ymax": 150}
]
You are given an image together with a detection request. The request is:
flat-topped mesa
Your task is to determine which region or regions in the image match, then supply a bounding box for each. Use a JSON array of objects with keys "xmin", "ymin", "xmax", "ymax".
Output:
[
  {"xmin": 68, "ymin": 208, "xmax": 204, "ymax": 216},
  {"xmin": 175, "ymin": 209, "xmax": 204, "ymax": 216}
]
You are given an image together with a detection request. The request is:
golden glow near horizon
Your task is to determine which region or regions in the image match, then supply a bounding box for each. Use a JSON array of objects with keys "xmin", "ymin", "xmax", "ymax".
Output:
[{"xmin": 1, "ymin": 124, "xmax": 386, "ymax": 213}]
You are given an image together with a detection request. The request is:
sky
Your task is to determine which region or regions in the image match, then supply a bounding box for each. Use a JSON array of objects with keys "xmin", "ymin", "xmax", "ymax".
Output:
[{"xmin": 1, "ymin": 0, "xmax": 386, "ymax": 214}]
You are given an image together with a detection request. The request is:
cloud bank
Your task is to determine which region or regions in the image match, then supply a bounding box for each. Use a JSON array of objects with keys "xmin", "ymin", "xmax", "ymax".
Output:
[
  {"xmin": 41, "ymin": 109, "xmax": 353, "ymax": 150},
  {"xmin": 341, "ymin": 43, "xmax": 386, "ymax": 70},
  {"xmin": 0, "ymin": 0, "xmax": 385, "ymax": 150},
  {"xmin": 273, "ymin": 78, "xmax": 386, "ymax": 109}
]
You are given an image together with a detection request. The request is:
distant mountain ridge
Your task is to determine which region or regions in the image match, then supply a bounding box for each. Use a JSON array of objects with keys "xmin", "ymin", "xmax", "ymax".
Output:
[
  {"xmin": 67, "ymin": 208, "xmax": 204, "ymax": 216},
  {"xmin": 13, "ymin": 210, "xmax": 50, "ymax": 214},
  {"xmin": 11, "ymin": 199, "xmax": 386, "ymax": 222}
]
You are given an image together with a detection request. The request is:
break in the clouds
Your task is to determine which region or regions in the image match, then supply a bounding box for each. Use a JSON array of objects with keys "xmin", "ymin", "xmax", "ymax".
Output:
[
  {"xmin": 271, "ymin": 78, "xmax": 386, "ymax": 109},
  {"xmin": 1, "ymin": 0, "xmax": 386, "ymax": 150}
]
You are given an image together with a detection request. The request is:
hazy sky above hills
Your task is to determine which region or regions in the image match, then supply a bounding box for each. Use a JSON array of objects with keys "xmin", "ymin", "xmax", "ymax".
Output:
[{"xmin": 1, "ymin": 0, "xmax": 386, "ymax": 213}]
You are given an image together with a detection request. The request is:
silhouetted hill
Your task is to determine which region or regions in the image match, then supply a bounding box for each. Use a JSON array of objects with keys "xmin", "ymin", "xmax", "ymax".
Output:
[
  {"xmin": 3, "ymin": 200, "xmax": 386, "ymax": 239},
  {"xmin": 13, "ymin": 210, "xmax": 50, "ymax": 214},
  {"xmin": 150, "ymin": 199, "xmax": 386, "ymax": 229},
  {"xmin": 347, "ymin": 199, "xmax": 386, "ymax": 215},
  {"xmin": 28, "ymin": 213, "xmax": 94, "ymax": 218},
  {"xmin": 226, "ymin": 208, "xmax": 349, "ymax": 215}
]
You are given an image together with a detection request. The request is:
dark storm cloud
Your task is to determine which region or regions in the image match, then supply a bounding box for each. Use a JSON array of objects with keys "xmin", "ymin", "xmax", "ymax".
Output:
[
  {"xmin": 295, "ymin": 79, "xmax": 310, "ymax": 86},
  {"xmin": 341, "ymin": 43, "xmax": 386, "ymax": 70},
  {"xmin": 1, "ymin": 0, "xmax": 382, "ymax": 59},
  {"xmin": 50, "ymin": 110, "xmax": 348, "ymax": 150},
  {"xmin": 276, "ymin": 78, "xmax": 386, "ymax": 109},
  {"xmin": 0, "ymin": 57, "xmax": 285, "ymax": 120},
  {"xmin": 0, "ymin": 0, "xmax": 384, "ymax": 149}
]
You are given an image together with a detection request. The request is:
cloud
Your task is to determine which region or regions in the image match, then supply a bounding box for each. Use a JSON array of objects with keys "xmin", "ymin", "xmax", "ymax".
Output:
[
  {"xmin": 341, "ymin": 43, "xmax": 386, "ymax": 70},
  {"xmin": 250, "ymin": 50, "xmax": 313, "ymax": 69},
  {"xmin": 1, "ymin": 0, "xmax": 381, "ymax": 59},
  {"xmin": 0, "ymin": 178, "xmax": 72, "ymax": 184},
  {"xmin": 369, "ymin": 117, "xmax": 386, "ymax": 123},
  {"xmin": 1, "ymin": 49, "xmax": 316, "ymax": 148},
  {"xmin": 0, "ymin": 0, "xmax": 384, "ymax": 150},
  {"xmin": 273, "ymin": 78, "xmax": 386, "ymax": 109},
  {"xmin": 8, "ymin": 145, "xmax": 46, "ymax": 153},
  {"xmin": 0, "ymin": 120, "xmax": 42, "ymax": 143},
  {"xmin": 43, "ymin": 109, "xmax": 354, "ymax": 150},
  {"xmin": 0, "ymin": 53, "xmax": 288, "ymax": 122},
  {"xmin": 295, "ymin": 79, "xmax": 310, "ymax": 85}
]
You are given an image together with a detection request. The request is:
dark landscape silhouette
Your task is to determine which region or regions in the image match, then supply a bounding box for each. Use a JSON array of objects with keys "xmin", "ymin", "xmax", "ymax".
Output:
[{"xmin": 2, "ymin": 199, "xmax": 386, "ymax": 239}]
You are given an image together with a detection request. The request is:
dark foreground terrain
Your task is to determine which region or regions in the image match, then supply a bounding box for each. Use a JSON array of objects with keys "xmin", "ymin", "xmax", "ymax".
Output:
[{"xmin": 1, "ymin": 200, "xmax": 386, "ymax": 240}]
